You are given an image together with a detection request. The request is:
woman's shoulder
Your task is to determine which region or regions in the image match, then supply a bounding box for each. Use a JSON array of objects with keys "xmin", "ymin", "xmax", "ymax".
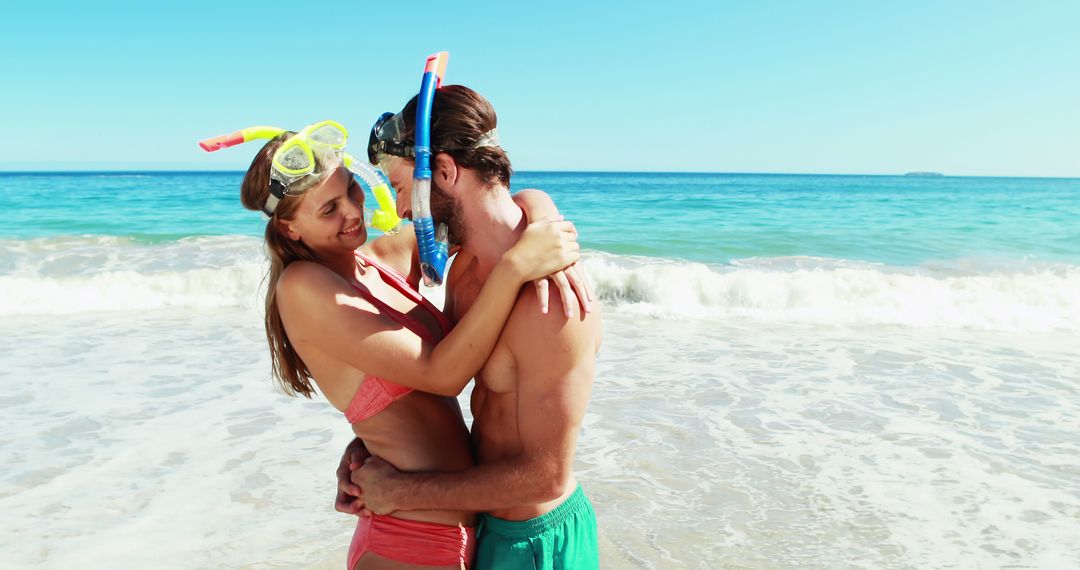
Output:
[
  {"xmin": 277, "ymin": 260, "xmax": 345, "ymax": 299},
  {"xmin": 279, "ymin": 258, "xmax": 331, "ymax": 281},
  {"xmin": 275, "ymin": 261, "xmax": 383, "ymax": 335}
]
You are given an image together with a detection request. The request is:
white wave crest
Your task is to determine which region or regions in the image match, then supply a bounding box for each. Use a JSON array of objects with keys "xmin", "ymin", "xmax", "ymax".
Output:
[
  {"xmin": 0, "ymin": 236, "xmax": 267, "ymax": 315},
  {"xmin": 0, "ymin": 266, "xmax": 266, "ymax": 315},
  {"xmin": 583, "ymin": 252, "xmax": 1080, "ymax": 331},
  {"xmin": 4, "ymin": 238, "xmax": 1079, "ymax": 330}
]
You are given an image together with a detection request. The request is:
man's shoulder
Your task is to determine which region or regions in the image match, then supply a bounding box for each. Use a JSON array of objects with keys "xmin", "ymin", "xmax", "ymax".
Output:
[{"xmin": 503, "ymin": 285, "xmax": 602, "ymax": 357}]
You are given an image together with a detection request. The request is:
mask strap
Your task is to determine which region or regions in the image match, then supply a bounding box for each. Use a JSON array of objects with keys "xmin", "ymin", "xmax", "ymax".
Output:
[
  {"xmin": 474, "ymin": 128, "xmax": 499, "ymax": 149},
  {"xmin": 263, "ymin": 179, "xmax": 287, "ymax": 216}
]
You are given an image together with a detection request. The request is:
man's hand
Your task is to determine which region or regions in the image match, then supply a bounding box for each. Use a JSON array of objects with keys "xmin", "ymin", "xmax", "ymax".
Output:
[
  {"xmin": 334, "ymin": 438, "xmax": 370, "ymax": 516},
  {"xmin": 352, "ymin": 456, "xmax": 403, "ymax": 515}
]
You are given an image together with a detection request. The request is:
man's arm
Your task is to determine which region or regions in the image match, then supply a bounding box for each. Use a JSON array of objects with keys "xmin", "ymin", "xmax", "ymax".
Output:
[{"xmin": 355, "ymin": 288, "xmax": 599, "ymax": 513}]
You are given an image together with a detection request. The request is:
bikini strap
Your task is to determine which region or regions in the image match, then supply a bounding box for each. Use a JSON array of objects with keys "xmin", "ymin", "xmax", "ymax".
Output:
[{"xmin": 354, "ymin": 252, "xmax": 452, "ymax": 335}]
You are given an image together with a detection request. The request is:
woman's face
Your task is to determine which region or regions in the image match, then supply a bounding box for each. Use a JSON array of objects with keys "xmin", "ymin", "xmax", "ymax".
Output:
[{"xmin": 281, "ymin": 167, "xmax": 367, "ymax": 255}]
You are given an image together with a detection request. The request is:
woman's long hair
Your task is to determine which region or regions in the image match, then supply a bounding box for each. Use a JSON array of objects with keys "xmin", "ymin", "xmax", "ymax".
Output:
[{"xmin": 240, "ymin": 134, "xmax": 319, "ymax": 397}]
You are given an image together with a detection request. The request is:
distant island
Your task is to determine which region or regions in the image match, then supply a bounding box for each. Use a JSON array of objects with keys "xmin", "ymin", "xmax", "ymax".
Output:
[{"xmin": 904, "ymin": 171, "xmax": 944, "ymax": 177}]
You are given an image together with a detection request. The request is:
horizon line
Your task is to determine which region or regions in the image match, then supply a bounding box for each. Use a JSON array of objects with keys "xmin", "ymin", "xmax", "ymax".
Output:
[{"xmin": 1, "ymin": 169, "xmax": 1079, "ymax": 180}]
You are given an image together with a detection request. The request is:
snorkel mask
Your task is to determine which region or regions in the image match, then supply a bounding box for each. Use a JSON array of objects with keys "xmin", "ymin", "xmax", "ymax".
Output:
[
  {"xmin": 367, "ymin": 53, "xmax": 502, "ymax": 286},
  {"xmin": 198, "ymin": 121, "xmax": 402, "ymax": 233}
]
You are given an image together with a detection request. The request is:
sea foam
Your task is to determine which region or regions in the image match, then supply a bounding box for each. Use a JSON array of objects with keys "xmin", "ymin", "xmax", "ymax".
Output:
[
  {"xmin": 0, "ymin": 236, "xmax": 266, "ymax": 315},
  {"xmin": 586, "ymin": 252, "xmax": 1080, "ymax": 331},
  {"xmin": 3, "ymin": 237, "xmax": 1078, "ymax": 331}
]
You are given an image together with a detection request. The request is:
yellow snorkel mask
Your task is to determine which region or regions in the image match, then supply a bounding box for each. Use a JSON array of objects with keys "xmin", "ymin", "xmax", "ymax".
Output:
[{"xmin": 199, "ymin": 120, "xmax": 402, "ymax": 233}]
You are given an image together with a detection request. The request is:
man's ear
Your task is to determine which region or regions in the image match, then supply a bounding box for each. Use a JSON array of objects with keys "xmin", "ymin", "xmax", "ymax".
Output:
[
  {"xmin": 433, "ymin": 153, "xmax": 459, "ymax": 191},
  {"xmin": 275, "ymin": 217, "xmax": 301, "ymax": 241}
]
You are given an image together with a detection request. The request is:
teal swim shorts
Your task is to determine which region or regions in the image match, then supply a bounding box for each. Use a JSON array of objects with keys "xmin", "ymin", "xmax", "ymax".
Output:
[{"xmin": 475, "ymin": 485, "xmax": 598, "ymax": 569}]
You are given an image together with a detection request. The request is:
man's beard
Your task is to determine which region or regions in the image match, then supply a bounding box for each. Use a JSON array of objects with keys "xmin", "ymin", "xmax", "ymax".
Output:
[{"xmin": 430, "ymin": 180, "xmax": 466, "ymax": 247}]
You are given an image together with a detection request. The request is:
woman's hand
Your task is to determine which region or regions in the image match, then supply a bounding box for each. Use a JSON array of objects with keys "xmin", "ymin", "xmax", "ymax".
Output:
[
  {"xmin": 503, "ymin": 216, "xmax": 580, "ymax": 283},
  {"xmin": 533, "ymin": 264, "xmax": 595, "ymax": 317},
  {"xmin": 334, "ymin": 438, "xmax": 370, "ymax": 516},
  {"xmin": 510, "ymin": 189, "xmax": 594, "ymax": 317}
]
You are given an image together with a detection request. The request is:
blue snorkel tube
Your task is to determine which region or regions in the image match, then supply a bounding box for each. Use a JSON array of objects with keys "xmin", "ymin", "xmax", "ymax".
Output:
[{"xmin": 413, "ymin": 51, "xmax": 451, "ymax": 287}]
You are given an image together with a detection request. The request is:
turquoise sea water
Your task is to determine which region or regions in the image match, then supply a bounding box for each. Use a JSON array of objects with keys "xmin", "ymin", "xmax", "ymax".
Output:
[
  {"xmin": 6, "ymin": 171, "xmax": 1080, "ymax": 267},
  {"xmin": 4, "ymin": 171, "xmax": 1080, "ymax": 568}
]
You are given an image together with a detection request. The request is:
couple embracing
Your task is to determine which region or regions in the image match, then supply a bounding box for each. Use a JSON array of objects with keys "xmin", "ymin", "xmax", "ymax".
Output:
[{"xmin": 203, "ymin": 60, "xmax": 601, "ymax": 570}]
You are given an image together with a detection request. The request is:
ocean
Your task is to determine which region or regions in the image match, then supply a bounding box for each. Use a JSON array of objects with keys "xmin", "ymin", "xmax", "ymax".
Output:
[{"xmin": 2, "ymin": 171, "xmax": 1079, "ymax": 569}]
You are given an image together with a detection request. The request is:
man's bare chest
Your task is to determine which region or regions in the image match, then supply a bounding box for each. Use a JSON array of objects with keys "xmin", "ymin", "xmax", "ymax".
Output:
[{"xmin": 449, "ymin": 274, "xmax": 517, "ymax": 394}]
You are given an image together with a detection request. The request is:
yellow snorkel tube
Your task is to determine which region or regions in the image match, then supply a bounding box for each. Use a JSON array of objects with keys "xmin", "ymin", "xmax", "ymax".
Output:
[
  {"xmin": 343, "ymin": 154, "xmax": 402, "ymax": 233},
  {"xmin": 198, "ymin": 126, "xmax": 287, "ymax": 152}
]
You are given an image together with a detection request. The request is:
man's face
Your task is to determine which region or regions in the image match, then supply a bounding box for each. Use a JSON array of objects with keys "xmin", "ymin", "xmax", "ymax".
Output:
[
  {"xmin": 430, "ymin": 176, "xmax": 466, "ymax": 247},
  {"xmin": 377, "ymin": 154, "xmax": 414, "ymax": 220},
  {"xmin": 379, "ymin": 154, "xmax": 467, "ymax": 247}
]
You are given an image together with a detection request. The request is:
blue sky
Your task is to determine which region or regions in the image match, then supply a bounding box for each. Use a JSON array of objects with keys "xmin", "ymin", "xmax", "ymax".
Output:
[{"xmin": 2, "ymin": 1, "xmax": 1077, "ymax": 176}]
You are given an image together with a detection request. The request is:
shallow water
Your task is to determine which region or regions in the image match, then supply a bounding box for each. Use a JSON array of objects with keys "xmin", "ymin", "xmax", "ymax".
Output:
[
  {"xmin": 3, "ymin": 304, "xmax": 1078, "ymax": 568},
  {"xmin": 4, "ymin": 171, "xmax": 1079, "ymax": 568}
]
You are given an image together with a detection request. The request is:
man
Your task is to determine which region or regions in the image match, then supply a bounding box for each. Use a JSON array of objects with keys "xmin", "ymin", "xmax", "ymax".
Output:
[{"xmin": 339, "ymin": 84, "xmax": 602, "ymax": 569}]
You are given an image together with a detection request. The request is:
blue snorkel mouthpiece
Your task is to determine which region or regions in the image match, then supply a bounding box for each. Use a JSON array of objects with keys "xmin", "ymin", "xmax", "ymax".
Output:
[{"xmin": 412, "ymin": 52, "xmax": 450, "ymax": 287}]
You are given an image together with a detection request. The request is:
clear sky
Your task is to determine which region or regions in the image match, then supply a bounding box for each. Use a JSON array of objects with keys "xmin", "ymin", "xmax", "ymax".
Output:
[{"xmin": 2, "ymin": 1, "xmax": 1077, "ymax": 176}]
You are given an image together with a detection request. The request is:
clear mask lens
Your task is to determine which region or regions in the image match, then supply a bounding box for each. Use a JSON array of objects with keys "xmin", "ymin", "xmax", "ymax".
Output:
[
  {"xmin": 377, "ymin": 112, "xmax": 407, "ymax": 142},
  {"xmin": 369, "ymin": 112, "xmax": 414, "ymax": 164},
  {"xmin": 276, "ymin": 143, "xmax": 313, "ymax": 174},
  {"xmin": 376, "ymin": 153, "xmax": 399, "ymax": 178},
  {"xmin": 309, "ymin": 123, "xmax": 347, "ymax": 147}
]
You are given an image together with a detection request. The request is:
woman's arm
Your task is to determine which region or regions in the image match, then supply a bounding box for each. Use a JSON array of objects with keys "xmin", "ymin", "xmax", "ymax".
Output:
[
  {"xmin": 513, "ymin": 188, "xmax": 559, "ymax": 218},
  {"xmin": 276, "ymin": 218, "xmax": 579, "ymax": 397}
]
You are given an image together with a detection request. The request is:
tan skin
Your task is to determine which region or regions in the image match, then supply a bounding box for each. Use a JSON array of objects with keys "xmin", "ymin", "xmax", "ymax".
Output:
[
  {"xmin": 346, "ymin": 153, "xmax": 601, "ymax": 523},
  {"xmin": 274, "ymin": 165, "xmax": 584, "ymax": 570},
  {"xmin": 376, "ymin": 152, "xmax": 593, "ymax": 318}
]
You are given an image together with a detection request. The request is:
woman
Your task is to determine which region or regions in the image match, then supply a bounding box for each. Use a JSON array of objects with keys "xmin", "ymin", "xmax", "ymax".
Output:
[{"xmin": 237, "ymin": 127, "xmax": 581, "ymax": 569}]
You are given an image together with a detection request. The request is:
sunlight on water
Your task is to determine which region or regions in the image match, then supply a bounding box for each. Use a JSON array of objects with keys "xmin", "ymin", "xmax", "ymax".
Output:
[{"xmin": 2, "ymin": 172, "xmax": 1079, "ymax": 568}]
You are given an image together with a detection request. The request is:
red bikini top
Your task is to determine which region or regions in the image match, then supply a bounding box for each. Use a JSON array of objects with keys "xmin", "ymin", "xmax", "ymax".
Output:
[{"xmin": 343, "ymin": 253, "xmax": 451, "ymax": 424}]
